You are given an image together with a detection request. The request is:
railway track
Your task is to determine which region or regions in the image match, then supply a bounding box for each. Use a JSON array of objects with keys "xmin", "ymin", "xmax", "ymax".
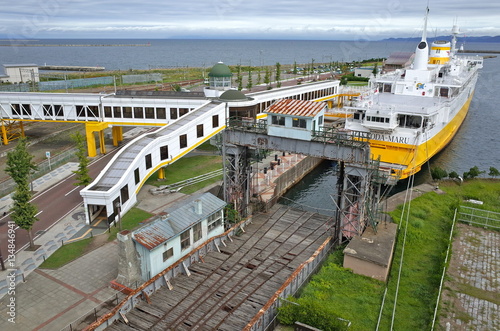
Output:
[{"xmin": 106, "ymin": 205, "xmax": 333, "ymax": 330}]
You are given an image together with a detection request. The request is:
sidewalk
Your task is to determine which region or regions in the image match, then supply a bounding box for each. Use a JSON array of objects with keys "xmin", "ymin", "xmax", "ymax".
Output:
[{"xmin": 0, "ymin": 163, "xmax": 85, "ymax": 292}]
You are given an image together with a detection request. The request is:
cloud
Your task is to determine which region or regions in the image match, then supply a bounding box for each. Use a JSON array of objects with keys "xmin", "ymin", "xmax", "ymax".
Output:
[{"xmin": 2, "ymin": 0, "xmax": 499, "ymax": 39}]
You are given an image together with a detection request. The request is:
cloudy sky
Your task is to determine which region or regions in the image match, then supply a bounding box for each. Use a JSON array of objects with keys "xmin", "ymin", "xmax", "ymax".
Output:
[{"xmin": 1, "ymin": 1, "xmax": 499, "ymax": 40}]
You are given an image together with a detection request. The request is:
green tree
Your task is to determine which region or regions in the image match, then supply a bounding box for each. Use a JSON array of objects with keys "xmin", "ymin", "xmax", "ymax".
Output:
[
  {"xmin": 5, "ymin": 137, "xmax": 39, "ymax": 250},
  {"xmin": 275, "ymin": 62, "xmax": 282, "ymax": 88},
  {"xmin": 246, "ymin": 67, "xmax": 253, "ymax": 90},
  {"xmin": 293, "ymin": 61, "xmax": 298, "ymax": 75},
  {"xmin": 488, "ymin": 166, "xmax": 500, "ymax": 178},
  {"xmin": 72, "ymin": 131, "xmax": 92, "ymax": 186},
  {"xmin": 236, "ymin": 65, "xmax": 243, "ymax": 91},
  {"xmin": 264, "ymin": 67, "xmax": 271, "ymax": 87},
  {"xmin": 448, "ymin": 171, "xmax": 459, "ymax": 179},
  {"xmin": 257, "ymin": 68, "xmax": 262, "ymax": 85},
  {"xmin": 430, "ymin": 166, "xmax": 448, "ymax": 181},
  {"xmin": 467, "ymin": 166, "xmax": 483, "ymax": 179},
  {"xmin": 372, "ymin": 63, "xmax": 378, "ymax": 75}
]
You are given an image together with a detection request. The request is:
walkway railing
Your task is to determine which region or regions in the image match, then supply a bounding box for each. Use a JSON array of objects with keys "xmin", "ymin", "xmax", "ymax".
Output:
[{"xmin": 458, "ymin": 205, "xmax": 500, "ymax": 230}]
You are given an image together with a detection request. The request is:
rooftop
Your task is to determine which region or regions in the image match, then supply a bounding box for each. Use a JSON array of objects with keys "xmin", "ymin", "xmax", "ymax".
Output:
[
  {"xmin": 132, "ymin": 192, "xmax": 226, "ymax": 250},
  {"xmin": 3, "ymin": 63, "xmax": 38, "ymax": 68},
  {"xmin": 265, "ymin": 98, "xmax": 325, "ymax": 117},
  {"xmin": 208, "ymin": 62, "xmax": 232, "ymax": 78}
]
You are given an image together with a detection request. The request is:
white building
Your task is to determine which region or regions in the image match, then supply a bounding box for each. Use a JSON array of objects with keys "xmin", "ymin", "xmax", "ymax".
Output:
[
  {"xmin": 0, "ymin": 64, "xmax": 39, "ymax": 84},
  {"xmin": 354, "ymin": 67, "xmax": 375, "ymax": 78},
  {"xmin": 131, "ymin": 192, "xmax": 226, "ymax": 281},
  {"xmin": 265, "ymin": 98, "xmax": 326, "ymax": 141}
]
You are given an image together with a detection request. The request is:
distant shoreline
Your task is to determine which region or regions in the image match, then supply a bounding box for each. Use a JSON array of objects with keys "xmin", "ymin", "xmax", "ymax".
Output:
[{"xmin": 0, "ymin": 43, "xmax": 151, "ymax": 47}]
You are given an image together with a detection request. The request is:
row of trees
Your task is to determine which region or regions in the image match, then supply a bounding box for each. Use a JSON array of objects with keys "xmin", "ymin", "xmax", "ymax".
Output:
[
  {"xmin": 6, "ymin": 132, "xmax": 91, "ymax": 249},
  {"xmin": 235, "ymin": 62, "xmax": 282, "ymax": 91},
  {"xmin": 431, "ymin": 165, "xmax": 500, "ymax": 181}
]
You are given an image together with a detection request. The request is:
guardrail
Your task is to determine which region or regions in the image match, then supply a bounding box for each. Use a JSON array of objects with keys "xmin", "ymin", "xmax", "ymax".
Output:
[{"xmin": 457, "ymin": 205, "xmax": 500, "ymax": 230}]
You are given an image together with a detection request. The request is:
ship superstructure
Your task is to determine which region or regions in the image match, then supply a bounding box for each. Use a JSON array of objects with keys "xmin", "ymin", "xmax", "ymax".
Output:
[{"xmin": 335, "ymin": 10, "xmax": 483, "ymax": 181}]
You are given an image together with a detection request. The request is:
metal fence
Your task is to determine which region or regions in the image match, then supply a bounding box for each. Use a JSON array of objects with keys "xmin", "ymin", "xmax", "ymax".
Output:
[
  {"xmin": 457, "ymin": 205, "xmax": 500, "ymax": 230},
  {"xmin": 38, "ymin": 76, "xmax": 114, "ymax": 91},
  {"xmin": 122, "ymin": 73, "xmax": 162, "ymax": 84},
  {"xmin": 0, "ymin": 83, "xmax": 30, "ymax": 92}
]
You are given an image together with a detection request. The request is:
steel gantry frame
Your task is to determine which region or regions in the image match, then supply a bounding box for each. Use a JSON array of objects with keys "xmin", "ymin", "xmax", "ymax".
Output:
[{"xmin": 222, "ymin": 119, "xmax": 385, "ymax": 242}]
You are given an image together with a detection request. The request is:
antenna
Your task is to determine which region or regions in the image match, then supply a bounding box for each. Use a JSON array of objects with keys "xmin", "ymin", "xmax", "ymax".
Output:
[{"xmin": 421, "ymin": 6, "xmax": 429, "ymax": 41}]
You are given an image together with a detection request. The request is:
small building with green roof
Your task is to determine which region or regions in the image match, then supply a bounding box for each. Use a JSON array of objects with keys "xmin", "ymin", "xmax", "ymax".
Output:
[{"xmin": 204, "ymin": 62, "xmax": 233, "ymax": 98}]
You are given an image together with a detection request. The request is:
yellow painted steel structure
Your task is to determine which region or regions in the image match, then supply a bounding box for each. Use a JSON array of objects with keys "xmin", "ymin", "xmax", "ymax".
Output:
[
  {"xmin": 1, "ymin": 120, "xmax": 25, "ymax": 145},
  {"xmin": 0, "ymin": 118, "xmax": 166, "ymax": 156}
]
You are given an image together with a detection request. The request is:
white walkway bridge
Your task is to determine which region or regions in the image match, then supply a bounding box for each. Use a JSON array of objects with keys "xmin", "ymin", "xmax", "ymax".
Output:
[{"xmin": 0, "ymin": 80, "xmax": 342, "ymax": 225}]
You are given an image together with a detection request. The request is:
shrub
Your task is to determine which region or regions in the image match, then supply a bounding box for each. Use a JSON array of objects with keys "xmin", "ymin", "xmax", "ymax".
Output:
[{"xmin": 431, "ymin": 166, "xmax": 448, "ymax": 181}]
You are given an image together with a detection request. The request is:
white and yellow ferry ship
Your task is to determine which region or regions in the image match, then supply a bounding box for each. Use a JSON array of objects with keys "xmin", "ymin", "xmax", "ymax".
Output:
[{"xmin": 329, "ymin": 11, "xmax": 483, "ymax": 181}]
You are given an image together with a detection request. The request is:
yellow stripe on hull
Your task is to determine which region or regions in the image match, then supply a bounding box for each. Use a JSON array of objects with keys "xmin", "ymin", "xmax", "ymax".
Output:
[{"xmin": 370, "ymin": 90, "xmax": 475, "ymax": 180}]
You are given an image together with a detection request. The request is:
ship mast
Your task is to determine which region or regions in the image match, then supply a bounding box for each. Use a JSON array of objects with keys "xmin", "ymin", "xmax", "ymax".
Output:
[{"xmin": 413, "ymin": 7, "xmax": 430, "ymax": 70}]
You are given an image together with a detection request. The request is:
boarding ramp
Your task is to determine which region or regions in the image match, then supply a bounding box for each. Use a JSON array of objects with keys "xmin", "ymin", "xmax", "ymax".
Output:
[{"xmin": 80, "ymin": 100, "xmax": 226, "ymax": 225}]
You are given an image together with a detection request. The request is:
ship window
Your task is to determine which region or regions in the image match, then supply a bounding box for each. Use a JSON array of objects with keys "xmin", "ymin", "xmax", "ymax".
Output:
[
  {"xmin": 398, "ymin": 114, "xmax": 422, "ymax": 128},
  {"xmin": 440, "ymin": 87, "xmax": 449, "ymax": 97},
  {"xmin": 384, "ymin": 84, "xmax": 392, "ymax": 93}
]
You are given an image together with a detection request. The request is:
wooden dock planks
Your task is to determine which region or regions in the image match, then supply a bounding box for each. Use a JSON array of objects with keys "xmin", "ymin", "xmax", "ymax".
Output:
[{"xmin": 116, "ymin": 205, "xmax": 331, "ymax": 330}]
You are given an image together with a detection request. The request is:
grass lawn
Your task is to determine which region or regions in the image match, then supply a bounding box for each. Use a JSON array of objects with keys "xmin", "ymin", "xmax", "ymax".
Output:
[
  {"xmin": 40, "ymin": 208, "xmax": 153, "ymax": 269},
  {"xmin": 108, "ymin": 207, "xmax": 154, "ymax": 241},
  {"xmin": 39, "ymin": 237, "xmax": 93, "ymax": 269},
  {"xmin": 146, "ymin": 154, "xmax": 222, "ymax": 194},
  {"xmin": 278, "ymin": 179, "xmax": 500, "ymax": 330}
]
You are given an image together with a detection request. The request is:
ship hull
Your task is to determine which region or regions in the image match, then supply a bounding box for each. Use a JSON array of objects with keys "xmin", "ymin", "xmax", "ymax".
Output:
[{"xmin": 370, "ymin": 88, "xmax": 475, "ymax": 179}]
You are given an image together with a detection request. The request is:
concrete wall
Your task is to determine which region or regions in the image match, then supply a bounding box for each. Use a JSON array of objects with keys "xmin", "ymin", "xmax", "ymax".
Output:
[
  {"xmin": 273, "ymin": 156, "xmax": 323, "ymax": 198},
  {"xmin": 343, "ymin": 255, "xmax": 389, "ymax": 282}
]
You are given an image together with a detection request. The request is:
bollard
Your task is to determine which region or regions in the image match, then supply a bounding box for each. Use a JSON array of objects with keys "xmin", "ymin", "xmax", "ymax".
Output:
[
  {"xmin": 275, "ymin": 154, "xmax": 278, "ymax": 161},
  {"xmin": 263, "ymin": 167, "xmax": 267, "ymax": 174},
  {"xmin": 61, "ymin": 239, "xmax": 64, "ymax": 246},
  {"xmin": 282, "ymin": 151, "xmax": 286, "ymax": 156},
  {"xmin": 277, "ymin": 159, "xmax": 281, "ymax": 165},
  {"xmin": 43, "ymin": 255, "xmax": 46, "ymax": 261}
]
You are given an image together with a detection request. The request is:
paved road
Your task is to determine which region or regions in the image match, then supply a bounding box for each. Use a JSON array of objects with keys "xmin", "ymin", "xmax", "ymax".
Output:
[{"xmin": 0, "ymin": 147, "xmax": 121, "ymax": 260}]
